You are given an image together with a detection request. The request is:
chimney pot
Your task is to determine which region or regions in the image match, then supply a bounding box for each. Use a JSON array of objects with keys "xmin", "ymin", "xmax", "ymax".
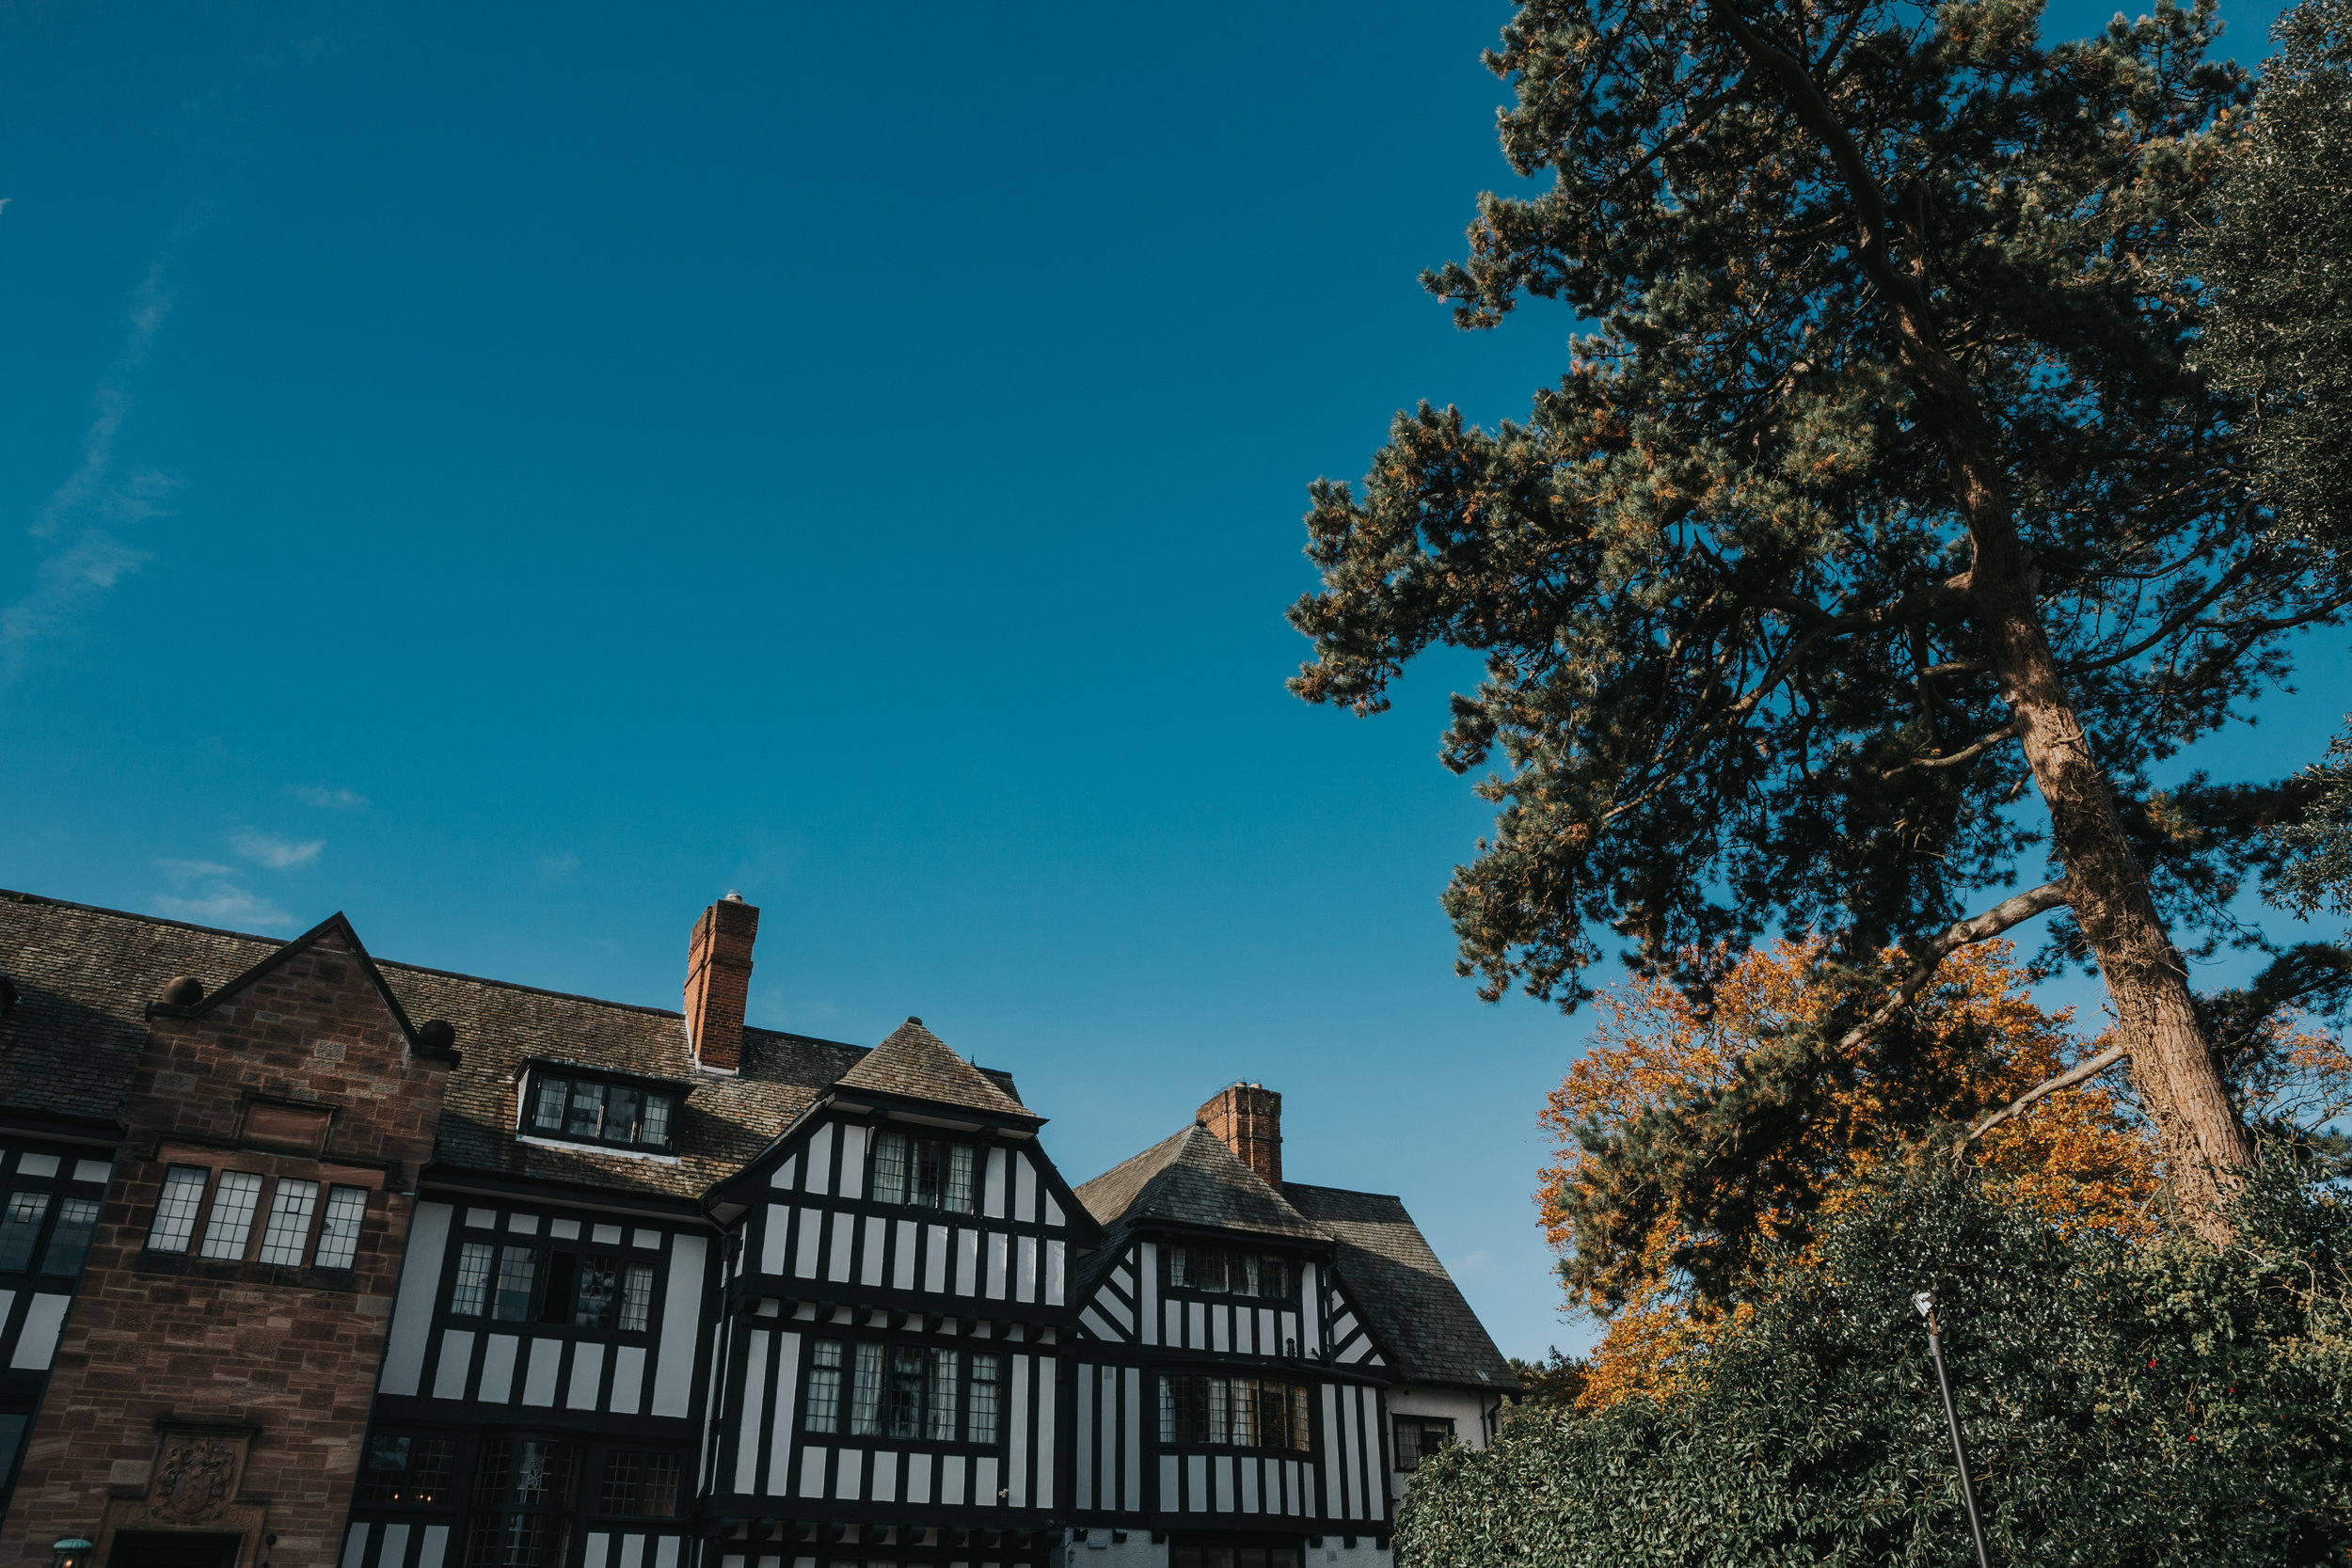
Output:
[
  {"xmin": 685, "ymin": 895, "xmax": 759, "ymax": 1073},
  {"xmin": 1198, "ymin": 1083, "xmax": 1282, "ymax": 1188}
]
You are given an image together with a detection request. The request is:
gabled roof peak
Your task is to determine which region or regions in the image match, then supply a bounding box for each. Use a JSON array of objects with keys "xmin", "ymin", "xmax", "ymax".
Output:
[
  {"xmin": 834, "ymin": 1017, "xmax": 1033, "ymax": 1120},
  {"xmin": 1074, "ymin": 1120, "xmax": 1324, "ymax": 1243}
]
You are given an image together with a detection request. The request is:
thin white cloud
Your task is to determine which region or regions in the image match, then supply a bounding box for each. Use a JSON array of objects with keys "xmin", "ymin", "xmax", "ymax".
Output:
[
  {"xmin": 230, "ymin": 831, "xmax": 324, "ymax": 871},
  {"xmin": 151, "ymin": 859, "xmax": 291, "ymax": 929},
  {"xmin": 290, "ymin": 784, "xmax": 369, "ymax": 810},
  {"xmin": 539, "ymin": 850, "xmax": 580, "ymax": 879},
  {"xmin": 1, "ymin": 217, "xmax": 201, "ymax": 683},
  {"xmin": 155, "ymin": 859, "xmax": 240, "ymax": 880}
]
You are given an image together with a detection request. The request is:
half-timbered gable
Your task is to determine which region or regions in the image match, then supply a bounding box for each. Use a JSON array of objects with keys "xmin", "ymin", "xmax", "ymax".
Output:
[
  {"xmin": 699, "ymin": 1019, "xmax": 1099, "ymax": 1568},
  {"xmin": 1066, "ymin": 1121, "xmax": 1381, "ymax": 1541}
]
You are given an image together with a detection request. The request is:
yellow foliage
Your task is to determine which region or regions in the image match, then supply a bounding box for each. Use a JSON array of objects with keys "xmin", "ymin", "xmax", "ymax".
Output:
[{"xmin": 1539, "ymin": 940, "xmax": 2158, "ymax": 1410}]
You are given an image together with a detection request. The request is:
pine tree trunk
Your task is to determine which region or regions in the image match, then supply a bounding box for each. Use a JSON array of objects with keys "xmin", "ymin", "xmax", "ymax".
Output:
[{"xmin": 1968, "ymin": 527, "xmax": 2255, "ymax": 1243}]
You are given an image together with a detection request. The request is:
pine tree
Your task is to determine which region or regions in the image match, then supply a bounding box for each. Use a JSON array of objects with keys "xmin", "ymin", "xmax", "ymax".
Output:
[{"xmin": 1288, "ymin": 0, "xmax": 2352, "ymax": 1239}]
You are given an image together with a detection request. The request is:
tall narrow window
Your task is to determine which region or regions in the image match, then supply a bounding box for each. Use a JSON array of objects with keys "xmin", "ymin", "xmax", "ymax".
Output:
[
  {"xmin": 1207, "ymin": 1377, "xmax": 1232, "ymax": 1445},
  {"xmin": 1259, "ymin": 1256, "xmax": 1288, "ymax": 1299},
  {"xmin": 619, "ymin": 1262, "xmax": 654, "ymax": 1332},
  {"xmin": 538, "ymin": 1253, "xmax": 579, "ymax": 1323},
  {"xmin": 606, "ymin": 1086, "xmax": 644, "ymax": 1146},
  {"xmin": 314, "ymin": 1185, "xmax": 369, "ymax": 1270},
  {"xmin": 257, "ymin": 1179, "xmax": 320, "ymax": 1266},
  {"xmin": 566, "ymin": 1082, "xmax": 607, "ymax": 1139},
  {"xmin": 39, "ymin": 1197, "xmax": 101, "ymax": 1276},
  {"xmin": 641, "ymin": 1095, "xmax": 673, "ymax": 1148},
  {"xmin": 199, "ymin": 1172, "xmax": 263, "ymax": 1260},
  {"xmin": 573, "ymin": 1255, "xmax": 619, "ymax": 1329},
  {"xmin": 911, "ymin": 1141, "xmax": 943, "ymax": 1208},
  {"xmin": 945, "ymin": 1146, "xmax": 976, "ymax": 1214},
  {"xmin": 929, "ymin": 1349, "xmax": 961, "ymax": 1440},
  {"xmin": 887, "ymin": 1345, "xmax": 926, "ymax": 1438},
  {"xmin": 0, "ymin": 1193, "xmax": 51, "ymax": 1272},
  {"xmin": 495, "ymin": 1246, "xmax": 540, "ymax": 1321},
  {"xmin": 450, "ymin": 1241, "xmax": 496, "ymax": 1316},
  {"xmin": 850, "ymin": 1342, "xmax": 885, "ymax": 1436},
  {"xmin": 532, "ymin": 1078, "xmax": 566, "ymax": 1132},
  {"xmin": 804, "ymin": 1340, "xmax": 844, "ymax": 1433},
  {"xmin": 967, "ymin": 1353, "xmax": 1001, "ymax": 1445},
  {"xmin": 145, "ymin": 1166, "xmax": 209, "ymax": 1254},
  {"xmin": 871, "ymin": 1132, "xmax": 910, "ymax": 1205},
  {"xmin": 1290, "ymin": 1385, "xmax": 1311, "ymax": 1452},
  {"xmin": 1229, "ymin": 1378, "xmax": 1255, "ymax": 1448}
]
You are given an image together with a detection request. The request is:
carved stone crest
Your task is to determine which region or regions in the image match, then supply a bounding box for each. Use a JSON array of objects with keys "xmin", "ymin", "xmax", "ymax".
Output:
[{"xmin": 152, "ymin": 1434, "xmax": 237, "ymax": 1521}]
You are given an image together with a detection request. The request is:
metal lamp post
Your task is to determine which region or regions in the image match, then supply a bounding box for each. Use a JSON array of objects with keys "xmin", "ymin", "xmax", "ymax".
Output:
[{"xmin": 1914, "ymin": 1290, "xmax": 1992, "ymax": 1568}]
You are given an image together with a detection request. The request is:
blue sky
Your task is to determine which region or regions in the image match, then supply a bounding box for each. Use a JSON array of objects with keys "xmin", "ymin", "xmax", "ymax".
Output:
[{"xmin": 0, "ymin": 0, "xmax": 2331, "ymax": 1364}]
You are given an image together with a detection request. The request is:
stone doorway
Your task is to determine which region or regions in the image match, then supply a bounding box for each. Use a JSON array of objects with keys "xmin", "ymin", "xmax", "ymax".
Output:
[{"xmin": 104, "ymin": 1531, "xmax": 244, "ymax": 1568}]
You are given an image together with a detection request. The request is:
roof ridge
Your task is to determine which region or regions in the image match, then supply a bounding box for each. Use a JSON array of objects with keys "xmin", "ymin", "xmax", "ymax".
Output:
[{"xmin": 0, "ymin": 885, "xmax": 872, "ymax": 1049}]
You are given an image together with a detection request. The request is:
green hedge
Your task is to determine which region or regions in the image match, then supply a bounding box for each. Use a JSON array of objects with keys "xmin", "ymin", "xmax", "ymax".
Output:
[{"xmin": 1398, "ymin": 1164, "xmax": 2352, "ymax": 1565}]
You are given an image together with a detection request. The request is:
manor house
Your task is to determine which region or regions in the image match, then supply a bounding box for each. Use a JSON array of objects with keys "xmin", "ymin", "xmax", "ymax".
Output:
[{"xmin": 0, "ymin": 891, "xmax": 1513, "ymax": 1568}]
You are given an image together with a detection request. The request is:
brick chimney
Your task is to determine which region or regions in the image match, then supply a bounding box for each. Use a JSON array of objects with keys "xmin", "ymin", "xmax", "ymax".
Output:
[
  {"xmin": 1199, "ymin": 1082, "xmax": 1282, "ymax": 1187},
  {"xmin": 685, "ymin": 892, "xmax": 758, "ymax": 1073}
]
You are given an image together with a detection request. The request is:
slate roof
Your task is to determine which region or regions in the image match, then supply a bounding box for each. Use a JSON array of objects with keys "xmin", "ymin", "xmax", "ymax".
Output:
[
  {"xmin": 837, "ymin": 1018, "xmax": 1036, "ymax": 1121},
  {"xmin": 0, "ymin": 890, "xmax": 1027, "ymax": 1205},
  {"xmin": 1284, "ymin": 1181, "xmax": 1519, "ymax": 1393}
]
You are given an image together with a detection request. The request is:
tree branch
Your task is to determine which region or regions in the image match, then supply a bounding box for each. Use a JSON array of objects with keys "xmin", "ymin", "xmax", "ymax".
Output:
[
  {"xmin": 1965, "ymin": 1043, "xmax": 2131, "ymax": 1143},
  {"xmin": 1880, "ymin": 719, "xmax": 2023, "ymax": 780},
  {"xmin": 1836, "ymin": 880, "xmax": 2074, "ymax": 1053}
]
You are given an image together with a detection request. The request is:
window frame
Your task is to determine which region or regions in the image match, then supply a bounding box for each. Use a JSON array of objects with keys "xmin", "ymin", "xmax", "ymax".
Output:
[
  {"xmin": 796, "ymin": 1336, "xmax": 1008, "ymax": 1451},
  {"xmin": 135, "ymin": 1157, "xmax": 375, "ymax": 1275},
  {"xmin": 1391, "ymin": 1414, "xmax": 1456, "ymax": 1473},
  {"xmin": 1164, "ymin": 1243, "xmax": 1294, "ymax": 1304},
  {"xmin": 866, "ymin": 1131, "xmax": 979, "ymax": 1215},
  {"xmin": 444, "ymin": 1237, "xmax": 660, "ymax": 1343},
  {"xmin": 1156, "ymin": 1372, "xmax": 1315, "ymax": 1453},
  {"xmin": 514, "ymin": 1063, "xmax": 685, "ymax": 1157}
]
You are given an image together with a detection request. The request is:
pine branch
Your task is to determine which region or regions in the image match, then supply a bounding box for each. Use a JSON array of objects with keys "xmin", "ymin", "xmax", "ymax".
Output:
[
  {"xmin": 1836, "ymin": 880, "xmax": 2074, "ymax": 1053},
  {"xmin": 1964, "ymin": 1043, "xmax": 2132, "ymax": 1144},
  {"xmin": 1879, "ymin": 720, "xmax": 2024, "ymax": 780}
]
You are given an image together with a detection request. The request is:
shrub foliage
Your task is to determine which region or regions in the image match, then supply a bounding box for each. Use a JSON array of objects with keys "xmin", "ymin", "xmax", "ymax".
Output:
[{"xmin": 1399, "ymin": 1163, "xmax": 2352, "ymax": 1565}]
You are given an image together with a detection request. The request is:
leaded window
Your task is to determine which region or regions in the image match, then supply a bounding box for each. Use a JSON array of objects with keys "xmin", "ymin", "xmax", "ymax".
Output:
[
  {"xmin": 869, "ymin": 1132, "xmax": 977, "ymax": 1213},
  {"xmin": 39, "ymin": 1197, "xmax": 101, "ymax": 1276},
  {"xmin": 805, "ymin": 1339, "xmax": 844, "ymax": 1433},
  {"xmin": 144, "ymin": 1166, "xmax": 209, "ymax": 1254},
  {"xmin": 199, "ymin": 1171, "xmax": 263, "ymax": 1260},
  {"xmin": 314, "ymin": 1185, "xmax": 369, "ymax": 1270},
  {"xmin": 597, "ymin": 1450, "xmax": 682, "ymax": 1516},
  {"xmin": 522, "ymin": 1068, "xmax": 677, "ymax": 1154},
  {"xmin": 1159, "ymin": 1375, "xmax": 1312, "ymax": 1451},
  {"xmin": 850, "ymin": 1342, "xmax": 885, "ymax": 1435},
  {"xmin": 495, "ymin": 1246, "xmax": 539, "ymax": 1322},
  {"xmin": 358, "ymin": 1432, "xmax": 459, "ymax": 1505},
  {"xmin": 0, "ymin": 1193, "xmax": 49, "ymax": 1273},
  {"xmin": 257, "ymin": 1179, "xmax": 320, "ymax": 1266},
  {"xmin": 967, "ymin": 1353, "xmax": 1001, "ymax": 1444},
  {"xmin": 619, "ymin": 1262, "xmax": 654, "ymax": 1332},
  {"xmin": 1168, "ymin": 1245, "xmax": 1289, "ymax": 1299},
  {"xmin": 450, "ymin": 1242, "xmax": 496, "ymax": 1316},
  {"xmin": 465, "ymin": 1438, "xmax": 574, "ymax": 1568}
]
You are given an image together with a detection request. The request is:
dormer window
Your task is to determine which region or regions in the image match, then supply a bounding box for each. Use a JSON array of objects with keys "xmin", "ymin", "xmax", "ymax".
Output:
[{"xmin": 519, "ymin": 1065, "xmax": 682, "ymax": 1154}]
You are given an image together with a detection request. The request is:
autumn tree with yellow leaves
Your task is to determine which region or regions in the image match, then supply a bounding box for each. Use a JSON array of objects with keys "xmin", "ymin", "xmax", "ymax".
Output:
[{"xmin": 1539, "ymin": 941, "xmax": 2159, "ymax": 1407}]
